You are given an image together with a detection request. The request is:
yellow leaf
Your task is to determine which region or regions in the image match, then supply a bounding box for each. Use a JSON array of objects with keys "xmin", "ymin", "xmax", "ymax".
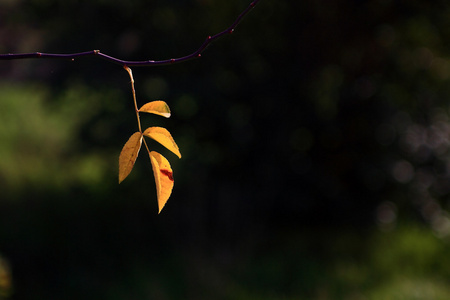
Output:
[
  {"xmin": 143, "ymin": 127, "xmax": 181, "ymax": 158},
  {"xmin": 118, "ymin": 131, "xmax": 143, "ymax": 183},
  {"xmin": 139, "ymin": 100, "xmax": 171, "ymax": 118},
  {"xmin": 149, "ymin": 151, "xmax": 174, "ymax": 213}
]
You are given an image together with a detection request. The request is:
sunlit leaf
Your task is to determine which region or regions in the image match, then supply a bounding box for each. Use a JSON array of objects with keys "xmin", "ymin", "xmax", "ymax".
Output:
[
  {"xmin": 118, "ymin": 131, "xmax": 143, "ymax": 183},
  {"xmin": 143, "ymin": 127, "xmax": 181, "ymax": 158},
  {"xmin": 149, "ymin": 151, "xmax": 174, "ymax": 213},
  {"xmin": 139, "ymin": 100, "xmax": 171, "ymax": 118}
]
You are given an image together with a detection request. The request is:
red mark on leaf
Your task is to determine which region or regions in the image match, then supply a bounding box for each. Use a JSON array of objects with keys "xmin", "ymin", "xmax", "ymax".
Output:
[{"xmin": 160, "ymin": 169, "xmax": 174, "ymax": 181}]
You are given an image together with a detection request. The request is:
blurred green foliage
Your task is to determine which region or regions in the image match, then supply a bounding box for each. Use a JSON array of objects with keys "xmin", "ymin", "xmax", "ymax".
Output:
[
  {"xmin": 0, "ymin": 82, "xmax": 125, "ymax": 197},
  {"xmin": 2, "ymin": 0, "xmax": 450, "ymax": 299},
  {"xmin": 228, "ymin": 225, "xmax": 450, "ymax": 300}
]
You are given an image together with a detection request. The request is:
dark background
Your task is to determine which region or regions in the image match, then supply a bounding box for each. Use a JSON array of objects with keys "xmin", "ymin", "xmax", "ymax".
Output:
[{"xmin": 1, "ymin": 0, "xmax": 450, "ymax": 299}]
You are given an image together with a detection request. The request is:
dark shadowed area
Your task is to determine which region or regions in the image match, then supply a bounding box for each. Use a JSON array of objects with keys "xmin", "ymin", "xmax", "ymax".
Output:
[{"xmin": 1, "ymin": 0, "xmax": 450, "ymax": 299}]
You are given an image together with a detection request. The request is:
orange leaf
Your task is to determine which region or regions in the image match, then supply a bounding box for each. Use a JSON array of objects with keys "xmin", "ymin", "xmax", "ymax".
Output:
[
  {"xmin": 118, "ymin": 132, "xmax": 143, "ymax": 183},
  {"xmin": 149, "ymin": 151, "xmax": 174, "ymax": 213},
  {"xmin": 143, "ymin": 127, "xmax": 181, "ymax": 158},
  {"xmin": 139, "ymin": 100, "xmax": 171, "ymax": 118}
]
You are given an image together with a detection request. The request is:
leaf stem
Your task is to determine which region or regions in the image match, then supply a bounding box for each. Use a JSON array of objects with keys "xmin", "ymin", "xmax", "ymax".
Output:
[
  {"xmin": 124, "ymin": 66, "xmax": 142, "ymax": 133},
  {"xmin": 123, "ymin": 65, "xmax": 153, "ymax": 157},
  {"xmin": 143, "ymin": 138, "xmax": 151, "ymax": 156}
]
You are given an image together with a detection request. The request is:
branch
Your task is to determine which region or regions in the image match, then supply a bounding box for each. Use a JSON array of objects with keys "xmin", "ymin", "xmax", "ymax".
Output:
[{"xmin": 0, "ymin": 0, "xmax": 261, "ymax": 67}]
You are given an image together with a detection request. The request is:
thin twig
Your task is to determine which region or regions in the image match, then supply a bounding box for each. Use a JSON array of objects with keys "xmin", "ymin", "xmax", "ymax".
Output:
[
  {"xmin": 124, "ymin": 65, "xmax": 152, "ymax": 156},
  {"xmin": 0, "ymin": 0, "xmax": 260, "ymax": 67},
  {"xmin": 123, "ymin": 66, "xmax": 142, "ymax": 133}
]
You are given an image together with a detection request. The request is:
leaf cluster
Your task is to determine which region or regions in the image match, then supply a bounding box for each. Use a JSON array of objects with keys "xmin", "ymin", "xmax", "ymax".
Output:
[{"xmin": 118, "ymin": 67, "xmax": 181, "ymax": 213}]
